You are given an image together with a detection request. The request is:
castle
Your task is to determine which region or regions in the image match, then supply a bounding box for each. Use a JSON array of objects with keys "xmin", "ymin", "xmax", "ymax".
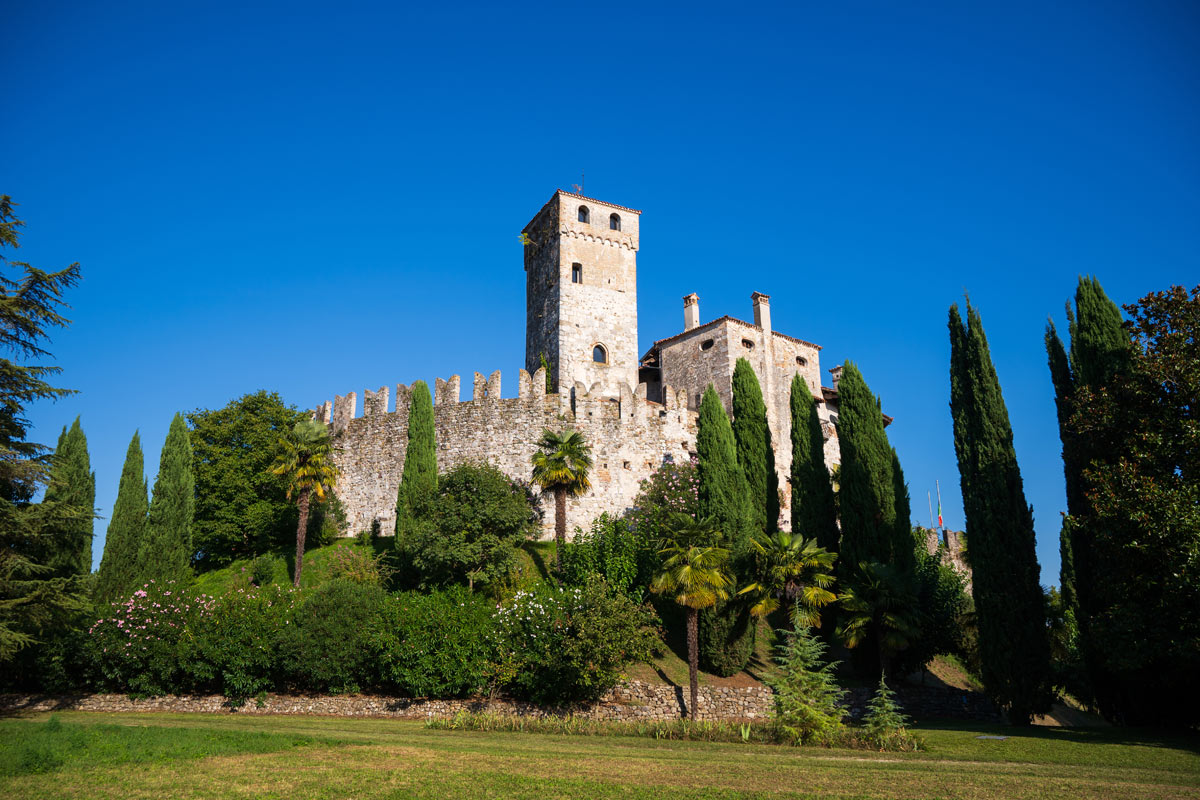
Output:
[{"xmin": 316, "ymin": 190, "xmax": 849, "ymax": 538}]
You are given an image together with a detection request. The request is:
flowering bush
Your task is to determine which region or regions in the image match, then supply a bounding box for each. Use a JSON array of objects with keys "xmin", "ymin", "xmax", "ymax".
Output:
[
  {"xmin": 369, "ymin": 587, "xmax": 497, "ymax": 697},
  {"xmin": 494, "ymin": 581, "xmax": 660, "ymax": 704},
  {"xmin": 88, "ymin": 581, "xmax": 214, "ymax": 696},
  {"xmin": 181, "ymin": 584, "xmax": 297, "ymax": 704}
]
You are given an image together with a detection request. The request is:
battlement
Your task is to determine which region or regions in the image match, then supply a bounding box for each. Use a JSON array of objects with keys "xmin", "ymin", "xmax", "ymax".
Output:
[
  {"xmin": 314, "ymin": 366, "xmax": 695, "ymax": 436},
  {"xmin": 316, "ymin": 365, "xmax": 699, "ymax": 539}
]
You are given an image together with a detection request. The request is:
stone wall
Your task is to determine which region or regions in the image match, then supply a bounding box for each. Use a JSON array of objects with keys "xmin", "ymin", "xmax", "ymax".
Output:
[
  {"xmin": 325, "ymin": 367, "xmax": 697, "ymax": 538},
  {"xmin": 0, "ymin": 682, "xmax": 999, "ymax": 723},
  {"xmin": 918, "ymin": 527, "xmax": 973, "ymax": 595}
]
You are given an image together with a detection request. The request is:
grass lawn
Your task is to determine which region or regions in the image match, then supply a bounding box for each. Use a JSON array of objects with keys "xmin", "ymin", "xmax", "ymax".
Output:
[{"xmin": 1, "ymin": 712, "xmax": 1196, "ymax": 799}]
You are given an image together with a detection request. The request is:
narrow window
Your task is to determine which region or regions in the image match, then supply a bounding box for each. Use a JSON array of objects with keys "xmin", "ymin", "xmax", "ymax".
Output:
[
  {"xmin": 578, "ymin": 206, "xmax": 589, "ymax": 223},
  {"xmin": 609, "ymin": 213, "xmax": 621, "ymax": 231},
  {"xmin": 593, "ymin": 344, "xmax": 608, "ymax": 363},
  {"xmin": 572, "ymin": 263, "xmax": 582, "ymax": 284}
]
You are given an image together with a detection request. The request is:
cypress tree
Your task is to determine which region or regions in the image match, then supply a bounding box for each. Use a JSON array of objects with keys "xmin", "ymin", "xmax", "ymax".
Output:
[
  {"xmin": 890, "ymin": 448, "xmax": 915, "ymax": 574},
  {"xmin": 789, "ymin": 374, "xmax": 837, "ymax": 553},
  {"xmin": 949, "ymin": 301, "xmax": 1050, "ymax": 724},
  {"xmin": 138, "ymin": 413, "xmax": 195, "ymax": 584},
  {"xmin": 731, "ymin": 358, "xmax": 778, "ymax": 534},
  {"xmin": 395, "ymin": 380, "xmax": 437, "ymax": 538},
  {"xmin": 42, "ymin": 417, "xmax": 94, "ymax": 576},
  {"xmin": 95, "ymin": 432, "xmax": 148, "ymax": 603},
  {"xmin": 834, "ymin": 362, "xmax": 895, "ymax": 574},
  {"xmin": 695, "ymin": 385, "xmax": 754, "ymax": 675},
  {"xmin": 696, "ymin": 385, "xmax": 750, "ymax": 550}
]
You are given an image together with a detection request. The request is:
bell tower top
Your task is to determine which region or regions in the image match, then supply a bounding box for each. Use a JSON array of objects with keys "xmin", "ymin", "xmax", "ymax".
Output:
[{"xmin": 523, "ymin": 191, "xmax": 641, "ymax": 394}]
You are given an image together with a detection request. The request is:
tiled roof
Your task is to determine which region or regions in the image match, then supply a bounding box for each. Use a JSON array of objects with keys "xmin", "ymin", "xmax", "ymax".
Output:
[
  {"xmin": 555, "ymin": 190, "xmax": 642, "ymax": 215},
  {"xmin": 640, "ymin": 315, "xmax": 823, "ymax": 361}
]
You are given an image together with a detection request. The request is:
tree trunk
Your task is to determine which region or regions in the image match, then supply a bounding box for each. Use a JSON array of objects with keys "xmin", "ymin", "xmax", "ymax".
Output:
[
  {"xmin": 294, "ymin": 488, "xmax": 310, "ymax": 588},
  {"xmin": 554, "ymin": 487, "xmax": 567, "ymax": 571},
  {"xmin": 687, "ymin": 607, "xmax": 700, "ymax": 720}
]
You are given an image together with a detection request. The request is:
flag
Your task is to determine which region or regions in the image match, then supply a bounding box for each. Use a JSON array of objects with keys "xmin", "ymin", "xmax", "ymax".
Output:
[{"xmin": 937, "ymin": 498, "xmax": 943, "ymax": 529}]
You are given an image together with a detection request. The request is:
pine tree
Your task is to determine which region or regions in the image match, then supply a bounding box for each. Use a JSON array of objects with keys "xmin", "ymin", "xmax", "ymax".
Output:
[
  {"xmin": 862, "ymin": 675, "xmax": 913, "ymax": 750},
  {"xmin": 731, "ymin": 358, "xmax": 777, "ymax": 535},
  {"xmin": 395, "ymin": 380, "xmax": 437, "ymax": 538},
  {"xmin": 696, "ymin": 386, "xmax": 750, "ymax": 552},
  {"xmin": 949, "ymin": 301, "xmax": 1050, "ymax": 724},
  {"xmin": 95, "ymin": 432, "xmax": 148, "ymax": 603},
  {"xmin": 138, "ymin": 414, "xmax": 194, "ymax": 584},
  {"xmin": 41, "ymin": 417, "xmax": 94, "ymax": 577},
  {"xmin": 834, "ymin": 363, "xmax": 895, "ymax": 574},
  {"xmin": 789, "ymin": 374, "xmax": 838, "ymax": 553},
  {"xmin": 765, "ymin": 623, "xmax": 846, "ymax": 745}
]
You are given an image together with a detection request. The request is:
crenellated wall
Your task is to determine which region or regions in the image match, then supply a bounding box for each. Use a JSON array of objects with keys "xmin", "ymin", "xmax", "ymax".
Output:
[{"xmin": 320, "ymin": 366, "xmax": 698, "ymax": 538}]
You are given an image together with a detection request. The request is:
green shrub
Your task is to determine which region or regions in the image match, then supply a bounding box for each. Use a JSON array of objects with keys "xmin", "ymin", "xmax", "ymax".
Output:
[
  {"xmin": 400, "ymin": 463, "xmax": 536, "ymax": 591},
  {"xmin": 560, "ymin": 514, "xmax": 641, "ymax": 599},
  {"xmin": 698, "ymin": 599, "xmax": 756, "ymax": 676},
  {"xmin": 494, "ymin": 581, "xmax": 659, "ymax": 704},
  {"xmin": 767, "ymin": 625, "xmax": 846, "ymax": 745},
  {"xmin": 370, "ymin": 587, "xmax": 497, "ymax": 697},
  {"xmin": 280, "ymin": 579, "xmax": 387, "ymax": 693},
  {"xmin": 181, "ymin": 584, "xmax": 296, "ymax": 704},
  {"xmin": 861, "ymin": 675, "xmax": 917, "ymax": 751},
  {"xmin": 249, "ymin": 554, "xmax": 275, "ymax": 587},
  {"xmin": 324, "ymin": 546, "xmax": 388, "ymax": 586},
  {"xmin": 87, "ymin": 581, "xmax": 209, "ymax": 696},
  {"xmin": 626, "ymin": 458, "xmax": 699, "ymax": 586}
]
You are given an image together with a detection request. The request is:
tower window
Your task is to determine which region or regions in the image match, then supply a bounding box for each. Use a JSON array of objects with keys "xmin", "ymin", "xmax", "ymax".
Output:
[
  {"xmin": 593, "ymin": 344, "xmax": 608, "ymax": 363},
  {"xmin": 796, "ymin": 356, "xmax": 808, "ymax": 367},
  {"xmin": 609, "ymin": 213, "xmax": 621, "ymax": 231},
  {"xmin": 578, "ymin": 206, "xmax": 589, "ymax": 223},
  {"xmin": 742, "ymin": 339, "xmax": 755, "ymax": 349},
  {"xmin": 700, "ymin": 339, "xmax": 714, "ymax": 351},
  {"xmin": 572, "ymin": 263, "xmax": 582, "ymax": 284}
]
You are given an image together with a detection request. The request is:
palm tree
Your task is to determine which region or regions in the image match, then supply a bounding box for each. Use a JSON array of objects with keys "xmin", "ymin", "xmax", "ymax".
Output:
[
  {"xmin": 270, "ymin": 420, "xmax": 340, "ymax": 587},
  {"xmin": 650, "ymin": 512, "xmax": 732, "ymax": 719},
  {"xmin": 739, "ymin": 530, "xmax": 838, "ymax": 630},
  {"xmin": 836, "ymin": 561, "xmax": 920, "ymax": 677},
  {"xmin": 530, "ymin": 429, "xmax": 592, "ymax": 570}
]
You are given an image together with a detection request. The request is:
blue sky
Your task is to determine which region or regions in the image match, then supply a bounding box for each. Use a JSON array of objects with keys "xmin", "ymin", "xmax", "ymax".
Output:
[{"xmin": 6, "ymin": 1, "xmax": 1198, "ymax": 582}]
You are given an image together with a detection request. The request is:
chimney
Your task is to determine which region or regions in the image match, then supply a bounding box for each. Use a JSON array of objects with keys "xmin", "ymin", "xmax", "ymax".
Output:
[
  {"xmin": 751, "ymin": 292, "xmax": 771, "ymax": 332},
  {"xmin": 830, "ymin": 365, "xmax": 843, "ymax": 389},
  {"xmin": 683, "ymin": 293, "xmax": 700, "ymax": 331}
]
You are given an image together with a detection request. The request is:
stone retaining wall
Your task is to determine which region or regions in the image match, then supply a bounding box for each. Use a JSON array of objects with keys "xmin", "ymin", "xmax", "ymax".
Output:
[{"xmin": 0, "ymin": 681, "xmax": 1000, "ymax": 724}]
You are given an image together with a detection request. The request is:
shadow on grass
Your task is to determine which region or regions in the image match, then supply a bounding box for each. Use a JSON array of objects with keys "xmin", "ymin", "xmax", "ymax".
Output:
[{"xmin": 918, "ymin": 718, "xmax": 1200, "ymax": 755}]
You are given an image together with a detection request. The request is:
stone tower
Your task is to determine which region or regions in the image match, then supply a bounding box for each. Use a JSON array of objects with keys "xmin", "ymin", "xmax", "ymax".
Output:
[{"xmin": 523, "ymin": 191, "xmax": 641, "ymax": 394}]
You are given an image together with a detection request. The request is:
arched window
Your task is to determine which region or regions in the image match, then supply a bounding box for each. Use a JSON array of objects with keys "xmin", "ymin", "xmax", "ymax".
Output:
[
  {"xmin": 578, "ymin": 206, "xmax": 589, "ymax": 223},
  {"xmin": 700, "ymin": 339, "xmax": 714, "ymax": 351},
  {"xmin": 572, "ymin": 263, "xmax": 582, "ymax": 284},
  {"xmin": 742, "ymin": 338, "xmax": 755, "ymax": 350},
  {"xmin": 593, "ymin": 344, "xmax": 608, "ymax": 363},
  {"xmin": 609, "ymin": 213, "xmax": 621, "ymax": 231},
  {"xmin": 796, "ymin": 356, "xmax": 808, "ymax": 367}
]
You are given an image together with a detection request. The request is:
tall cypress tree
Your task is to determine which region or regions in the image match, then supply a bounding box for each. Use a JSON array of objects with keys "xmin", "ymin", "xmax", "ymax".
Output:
[
  {"xmin": 731, "ymin": 358, "xmax": 777, "ymax": 534},
  {"xmin": 696, "ymin": 385, "xmax": 754, "ymax": 676},
  {"xmin": 834, "ymin": 362, "xmax": 895, "ymax": 575},
  {"xmin": 696, "ymin": 386, "xmax": 750, "ymax": 551},
  {"xmin": 950, "ymin": 301, "xmax": 1050, "ymax": 724},
  {"xmin": 890, "ymin": 447, "xmax": 915, "ymax": 574},
  {"xmin": 95, "ymin": 432, "xmax": 148, "ymax": 603},
  {"xmin": 789, "ymin": 374, "xmax": 837, "ymax": 553},
  {"xmin": 395, "ymin": 380, "xmax": 437, "ymax": 538},
  {"xmin": 42, "ymin": 417, "xmax": 94, "ymax": 576},
  {"xmin": 138, "ymin": 414, "xmax": 194, "ymax": 584}
]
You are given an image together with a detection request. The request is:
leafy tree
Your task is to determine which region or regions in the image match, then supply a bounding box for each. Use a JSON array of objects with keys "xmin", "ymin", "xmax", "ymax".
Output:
[
  {"xmin": 949, "ymin": 301, "xmax": 1050, "ymax": 724},
  {"xmin": 835, "ymin": 363, "xmax": 897, "ymax": 573},
  {"xmin": 766, "ymin": 624, "xmax": 846, "ymax": 745},
  {"xmin": 739, "ymin": 530, "xmax": 837, "ymax": 630},
  {"xmin": 836, "ymin": 561, "xmax": 920, "ymax": 676},
  {"xmin": 1062, "ymin": 285, "xmax": 1200, "ymax": 725},
  {"xmin": 401, "ymin": 462, "xmax": 535, "ymax": 591},
  {"xmin": 789, "ymin": 374, "xmax": 838, "ymax": 554},
  {"xmin": 94, "ymin": 432, "xmax": 148, "ymax": 603},
  {"xmin": 41, "ymin": 417, "xmax": 94, "ymax": 576},
  {"xmin": 188, "ymin": 391, "xmax": 309, "ymax": 569},
  {"xmin": 394, "ymin": 380, "xmax": 436, "ymax": 539},
  {"xmin": 269, "ymin": 420, "xmax": 339, "ymax": 588},
  {"xmin": 530, "ymin": 428, "xmax": 592, "ymax": 570},
  {"xmin": 696, "ymin": 386, "xmax": 751, "ymax": 553},
  {"xmin": 732, "ymin": 358, "xmax": 778, "ymax": 534},
  {"xmin": 625, "ymin": 457, "xmax": 699, "ymax": 591},
  {"xmin": 650, "ymin": 512, "xmax": 732, "ymax": 719},
  {"xmin": 0, "ymin": 194, "xmax": 88, "ymax": 661},
  {"xmin": 560, "ymin": 513, "xmax": 641, "ymax": 599}
]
